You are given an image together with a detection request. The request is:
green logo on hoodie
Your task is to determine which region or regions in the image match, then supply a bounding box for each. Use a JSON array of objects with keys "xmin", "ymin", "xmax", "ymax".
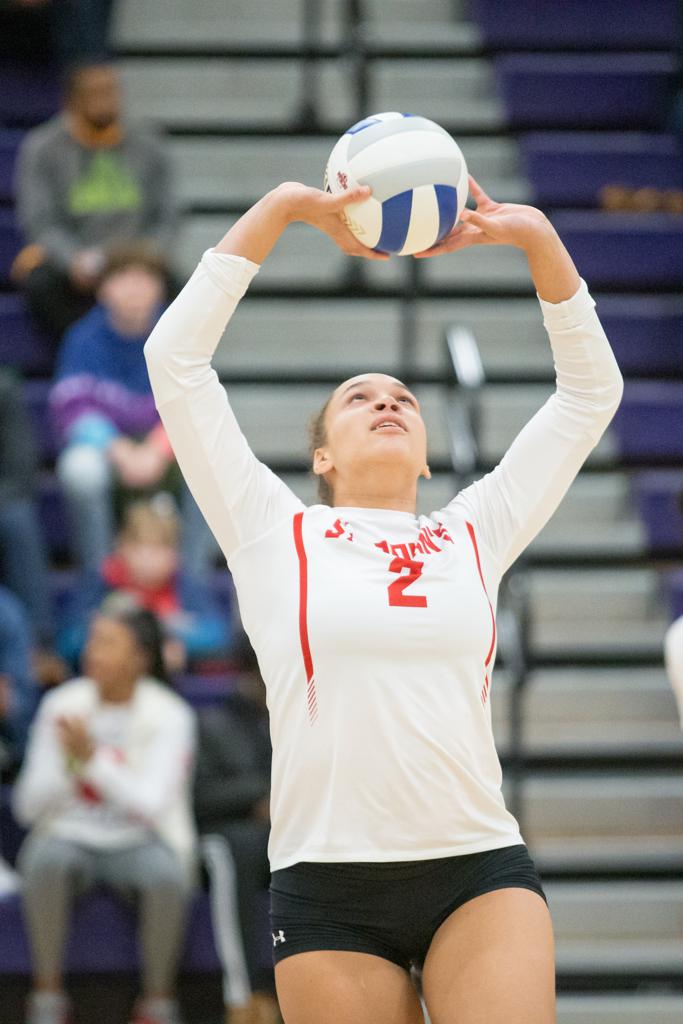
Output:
[{"xmin": 69, "ymin": 152, "xmax": 142, "ymax": 215}]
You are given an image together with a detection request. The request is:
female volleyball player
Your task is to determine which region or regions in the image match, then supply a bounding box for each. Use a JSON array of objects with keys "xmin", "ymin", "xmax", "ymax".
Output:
[{"xmin": 144, "ymin": 177, "xmax": 623, "ymax": 1024}]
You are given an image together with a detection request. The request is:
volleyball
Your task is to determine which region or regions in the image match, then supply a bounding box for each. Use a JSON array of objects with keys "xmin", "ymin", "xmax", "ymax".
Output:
[{"xmin": 323, "ymin": 111, "xmax": 469, "ymax": 255}]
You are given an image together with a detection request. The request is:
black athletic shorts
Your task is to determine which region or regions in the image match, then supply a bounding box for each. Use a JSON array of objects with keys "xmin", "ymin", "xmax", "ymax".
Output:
[{"xmin": 269, "ymin": 843, "xmax": 547, "ymax": 970}]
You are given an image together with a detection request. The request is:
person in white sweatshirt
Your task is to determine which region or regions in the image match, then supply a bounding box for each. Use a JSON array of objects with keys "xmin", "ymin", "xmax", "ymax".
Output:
[
  {"xmin": 143, "ymin": 175, "xmax": 623, "ymax": 1024},
  {"xmin": 13, "ymin": 598, "xmax": 197, "ymax": 1024}
]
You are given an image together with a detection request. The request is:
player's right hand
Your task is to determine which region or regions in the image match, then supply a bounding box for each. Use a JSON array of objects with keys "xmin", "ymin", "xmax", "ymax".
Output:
[{"xmin": 276, "ymin": 182, "xmax": 390, "ymax": 260}]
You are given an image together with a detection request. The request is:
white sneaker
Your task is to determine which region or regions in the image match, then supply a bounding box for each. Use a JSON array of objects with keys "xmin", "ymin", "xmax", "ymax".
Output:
[
  {"xmin": 0, "ymin": 855, "xmax": 19, "ymax": 898},
  {"xmin": 26, "ymin": 990, "xmax": 70, "ymax": 1024}
]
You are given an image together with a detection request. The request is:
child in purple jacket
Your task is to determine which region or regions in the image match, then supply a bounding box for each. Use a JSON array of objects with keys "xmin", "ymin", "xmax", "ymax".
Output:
[{"xmin": 50, "ymin": 241, "xmax": 214, "ymax": 573}]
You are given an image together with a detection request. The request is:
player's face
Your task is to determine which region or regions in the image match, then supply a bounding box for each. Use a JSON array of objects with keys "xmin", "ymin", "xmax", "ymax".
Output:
[{"xmin": 313, "ymin": 372, "xmax": 429, "ymax": 493}]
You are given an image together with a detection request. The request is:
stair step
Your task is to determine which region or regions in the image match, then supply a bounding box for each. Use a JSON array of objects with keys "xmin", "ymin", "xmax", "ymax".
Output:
[
  {"xmin": 114, "ymin": 0, "xmax": 477, "ymax": 51},
  {"xmin": 547, "ymin": 882, "xmax": 683, "ymax": 941},
  {"xmin": 516, "ymin": 775, "xmax": 683, "ymax": 844},
  {"xmin": 177, "ymin": 215, "xmax": 533, "ymax": 292},
  {"xmin": 114, "ymin": 0, "xmax": 343, "ymax": 48},
  {"xmin": 168, "ymin": 135, "xmax": 525, "ymax": 206},
  {"xmin": 491, "ymin": 667, "xmax": 682, "ymax": 753},
  {"xmin": 526, "ymin": 567, "xmax": 668, "ymax": 655},
  {"xmin": 119, "ymin": 56, "xmax": 502, "ymax": 131},
  {"xmin": 556, "ymin": 994, "xmax": 683, "ymax": 1024}
]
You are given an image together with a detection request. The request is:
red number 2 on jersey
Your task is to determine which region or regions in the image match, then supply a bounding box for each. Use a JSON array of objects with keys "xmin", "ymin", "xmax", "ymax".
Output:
[{"xmin": 388, "ymin": 556, "xmax": 428, "ymax": 608}]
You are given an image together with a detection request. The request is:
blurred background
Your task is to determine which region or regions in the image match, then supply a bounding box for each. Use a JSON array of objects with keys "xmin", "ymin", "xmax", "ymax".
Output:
[{"xmin": 0, "ymin": 2, "xmax": 682, "ymax": 1023}]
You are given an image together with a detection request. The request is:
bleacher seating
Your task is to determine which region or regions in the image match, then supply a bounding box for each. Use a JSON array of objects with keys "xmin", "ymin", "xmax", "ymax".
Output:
[
  {"xmin": 0, "ymin": 59, "xmax": 59, "ymax": 127},
  {"xmin": 520, "ymin": 132, "xmax": 683, "ymax": 208},
  {"xmin": 547, "ymin": 212, "xmax": 683, "ymax": 288},
  {"xmin": 594, "ymin": 296, "xmax": 683, "ymax": 377},
  {"xmin": 0, "ymin": 888, "xmax": 226, "ymax": 975},
  {"xmin": 37, "ymin": 473, "xmax": 68, "ymax": 558},
  {"xmin": 470, "ymin": 0, "xmax": 683, "ymax": 51},
  {"xmin": 0, "ymin": 128, "xmax": 22, "ymax": 202},
  {"xmin": 612, "ymin": 382, "xmax": 683, "ymax": 459},
  {"xmin": 632, "ymin": 472, "xmax": 683, "ymax": 553},
  {"xmin": 23, "ymin": 378, "xmax": 55, "ymax": 459},
  {"xmin": 168, "ymin": 134, "xmax": 528, "ymax": 209},
  {"xmin": 0, "ymin": 206, "xmax": 21, "ymax": 285},
  {"xmin": 669, "ymin": 570, "xmax": 683, "ymax": 620},
  {"xmin": 0, "ymin": 295, "xmax": 52, "ymax": 375},
  {"xmin": 493, "ymin": 53, "xmax": 680, "ymax": 130}
]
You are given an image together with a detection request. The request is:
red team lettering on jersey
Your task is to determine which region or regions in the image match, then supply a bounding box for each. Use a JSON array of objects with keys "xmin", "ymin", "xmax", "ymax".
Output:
[
  {"xmin": 324, "ymin": 517, "xmax": 455, "ymax": 610},
  {"xmin": 322, "ymin": 515, "xmax": 494, "ymax": 707}
]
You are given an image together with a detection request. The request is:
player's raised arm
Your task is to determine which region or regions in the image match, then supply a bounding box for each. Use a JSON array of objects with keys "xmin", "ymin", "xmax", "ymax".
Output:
[
  {"xmin": 442, "ymin": 177, "xmax": 624, "ymax": 575},
  {"xmin": 144, "ymin": 184, "xmax": 384, "ymax": 561},
  {"xmin": 212, "ymin": 180, "xmax": 388, "ymax": 264}
]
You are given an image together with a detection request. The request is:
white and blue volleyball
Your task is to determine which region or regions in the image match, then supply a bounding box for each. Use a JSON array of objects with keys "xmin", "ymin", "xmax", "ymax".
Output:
[{"xmin": 324, "ymin": 111, "xmax": 468, "ymax": 255}]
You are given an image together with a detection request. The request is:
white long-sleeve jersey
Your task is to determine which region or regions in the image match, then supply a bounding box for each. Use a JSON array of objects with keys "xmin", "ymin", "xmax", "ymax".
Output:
[
  {"xmin": 664, "ymin": 616, "xmax": 683, "ymax": 731},
  {"xmin": 144, "ymin": 250, "xmax": 623, "ymax": 871}
]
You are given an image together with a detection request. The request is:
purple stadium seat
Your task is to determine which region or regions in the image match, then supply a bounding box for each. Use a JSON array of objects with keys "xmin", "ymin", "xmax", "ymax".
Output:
[
  {"xmin": 0, "ymin": 207, "xmax": 21, "ymax": 285},
  {"xmin": 23, "ymin": 378, "xmax": 54, "ymax": 460},
  {"xmin": 520, "ymin": 132, "xmax": 683, "ymax": 208},
  {"xmin": 38, "ymin": 473, "xmax": 69, "ymax": 558},
  {"xmin": 0, "ymin": 294, "xmax": 53, "ymax": 376},
  {"xmin": 595, "ymin": 295, "xmax": 683, "ymax": 377},
  {"xmin": 0, "ymin": 890, "xmax": 222, "ymax": 975},
  {"xmin": 632, "ymin": 471, "xmax": 683, "ymax": 552},
  {"xmin": 176, "ymin": 673, "xmax": 236, "ymax": 707},
  {"xmin": 668, "ymin": 570, "xmax": 683, "ymax": 621},
  {"xmin": 0, "ymin": 129, "xmax": 23, "ymax": 202},
  {"xmin": 0, "ymin": 59, "xmax": 59, "ymax": 128},
  {"xmin": 1, "ymin": 783, "xmax": 26, "ymax": 865},
  {"xmin": 470, "ymin": 0, "xmax": 683, "ymax": 50},
  {"xmin": 548, "ymin": 211, "xmax": 683, "ymax": 288},
  {"xmin": 494, "ymin": 53, "xmax": 679, "ymax": 130},
  {"xmin": 611, "ymin": 381, "xmax": 683, "ymax": 459}
]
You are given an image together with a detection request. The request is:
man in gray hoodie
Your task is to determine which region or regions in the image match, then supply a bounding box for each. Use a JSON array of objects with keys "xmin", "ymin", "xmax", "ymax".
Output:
[{"xmin": 14, "ymin": 61, "xmax": 178, "ymax": 342}]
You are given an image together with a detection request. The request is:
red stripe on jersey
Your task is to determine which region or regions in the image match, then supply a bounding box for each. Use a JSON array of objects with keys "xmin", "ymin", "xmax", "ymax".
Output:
[
  {"xmin": 293, "ymin": 512, "xmax": 318, "ymax": 723},
  {"xmin": 466, "ymin": 522, "xmax": 497, "ymax": 706}
]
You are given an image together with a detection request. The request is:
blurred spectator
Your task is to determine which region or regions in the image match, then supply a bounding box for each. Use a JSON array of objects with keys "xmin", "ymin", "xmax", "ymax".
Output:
[
  {"xmin": 194, "ymin": 636, "xmax": 279, "ymax": 1024},
  {"xmin": 0, "ymin": 0, "xmax": 116, "ymax": 64},
  {"xmin": 49, "ymin": 241, "xmax": 213, "ymax": 573},
  {"xmin": 0, "ymin": 369, "xmax": 65, "ymax": 685},
  {"xmin": 58, "ymin": 497, "xmax": 229, "ymax": 673},
  {"xmin": 13, "ymin": 61, "xmax": 177, "ymax": 341},
  {"xmin": 0, "ymin": 584, "xmax": 39, "ymax": 768},
  {"xmin": 13, "ymin": 601, "xmax": 196, "ymax": 1024}
]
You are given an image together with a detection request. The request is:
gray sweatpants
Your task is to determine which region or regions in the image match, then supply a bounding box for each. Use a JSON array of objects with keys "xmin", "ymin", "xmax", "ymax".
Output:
[{"xmin": 18, "ymin": 832, "xmax": 191, "ymax": 995}]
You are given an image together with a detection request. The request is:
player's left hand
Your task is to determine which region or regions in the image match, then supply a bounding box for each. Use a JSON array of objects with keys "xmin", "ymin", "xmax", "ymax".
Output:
[{"xmin": 413, "ymin": 175, "xmax": 553, "ymax": 257}]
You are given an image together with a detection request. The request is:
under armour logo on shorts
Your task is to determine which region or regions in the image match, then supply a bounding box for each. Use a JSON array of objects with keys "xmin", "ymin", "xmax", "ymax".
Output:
[{"xmin": 272, "ymin": 929, "xmax": 286, "ymax": 946}]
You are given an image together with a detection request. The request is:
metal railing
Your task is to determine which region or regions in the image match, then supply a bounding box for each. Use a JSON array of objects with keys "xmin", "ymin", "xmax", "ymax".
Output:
[{"xmin": 299, "ymin": 0, "xmax": 369, "ymax": 128}]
